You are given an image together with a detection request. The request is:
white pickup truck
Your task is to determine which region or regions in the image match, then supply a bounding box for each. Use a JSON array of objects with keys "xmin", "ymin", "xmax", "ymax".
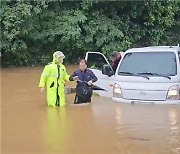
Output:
[{"xmin": 85, "ymin": 46, "xmax": 180, "ymax": 104}]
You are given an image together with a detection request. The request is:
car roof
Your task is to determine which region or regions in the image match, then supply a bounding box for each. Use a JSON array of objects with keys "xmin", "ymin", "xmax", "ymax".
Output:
[{"xmin": 126, "ymin": 46, "xmax": 180, "ymax": 53}]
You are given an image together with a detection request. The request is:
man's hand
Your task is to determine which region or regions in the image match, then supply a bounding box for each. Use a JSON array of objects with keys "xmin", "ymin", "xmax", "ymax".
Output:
[
  {"xmin": 40, "ymin": 87, "xmax": 45, "ymax": 93},
  {"xmin": 73, "ymin": 76, "xmax": 79, "ymax": 81},
  {"xmin": 87, "ymin": 80, "xmax": 93, "ymax": 86}
]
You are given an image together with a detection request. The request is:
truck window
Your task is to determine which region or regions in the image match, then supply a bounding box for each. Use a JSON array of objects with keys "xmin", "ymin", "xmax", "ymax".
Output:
[
  {"xmin": 118, "ymin": 52, "xmax": 177, "ymax": 76},
  {"xmin": 87, "ymin": 53, "xmax": 107, "ymax": 70}
]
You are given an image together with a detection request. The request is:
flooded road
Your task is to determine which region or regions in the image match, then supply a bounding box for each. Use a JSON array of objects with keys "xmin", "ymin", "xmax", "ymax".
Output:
[{"xmin": 1, "ymin": 66, "xmax": 180, "ymax": 154}]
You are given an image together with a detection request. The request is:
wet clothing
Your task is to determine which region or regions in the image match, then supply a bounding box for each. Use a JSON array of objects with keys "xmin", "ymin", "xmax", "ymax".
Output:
[
  {"xmin": 74, "ymin": 81, "xmax": 93, "ymax": 103},
  {"xmin": 39, "ymin": 53, "xmax": 69, "ymax": 107},
  {"xmin": 112, "ymin": 57, "xmax": 121, "ymax": 73},
  {"xmin": 69, "ymin": 69, "xmax": 97, "ymax": 104}
]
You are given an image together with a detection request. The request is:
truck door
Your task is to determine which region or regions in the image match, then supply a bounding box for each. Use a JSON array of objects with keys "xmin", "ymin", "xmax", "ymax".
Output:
[{"xmin": 85, "ymin": 52, "xmax": 115, "ymax": 97}]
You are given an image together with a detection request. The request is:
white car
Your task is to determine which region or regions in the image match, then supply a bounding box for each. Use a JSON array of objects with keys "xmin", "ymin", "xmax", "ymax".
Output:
[{"xmin": 85, "ymin": 45, "xmax": 180, "ymax": 104}]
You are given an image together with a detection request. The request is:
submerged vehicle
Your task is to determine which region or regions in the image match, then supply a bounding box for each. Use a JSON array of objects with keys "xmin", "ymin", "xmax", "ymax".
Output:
[{"xmin": 85, "ymin": 45, "xmax": 180, "ymax": 104}]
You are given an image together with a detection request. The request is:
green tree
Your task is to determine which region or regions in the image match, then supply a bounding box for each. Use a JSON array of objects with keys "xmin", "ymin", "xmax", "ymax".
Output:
[{"xmin": 1, "ymin": 0, "xmax": 180, "ymax": 67}]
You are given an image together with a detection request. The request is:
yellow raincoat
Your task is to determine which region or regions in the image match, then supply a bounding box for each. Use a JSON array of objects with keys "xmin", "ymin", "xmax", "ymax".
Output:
[{"xmin": 39, "ymin": 53, "xmax": 69, "ymax": 107}]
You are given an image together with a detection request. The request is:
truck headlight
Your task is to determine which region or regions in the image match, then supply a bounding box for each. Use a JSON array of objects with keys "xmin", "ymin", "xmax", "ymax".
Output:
[
  {"xmin": 166, "ymin": 85, "xmax": 180, "ymax": 100},
  {"xmin": 113, "ymin": 83, "xmax": 122, "ymax": 98}
]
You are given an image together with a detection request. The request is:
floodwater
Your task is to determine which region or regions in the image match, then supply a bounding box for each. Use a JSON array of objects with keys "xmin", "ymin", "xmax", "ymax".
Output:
[{"xmin": 1, "ymin": 66, "xmax": 180, "ymax": 154}]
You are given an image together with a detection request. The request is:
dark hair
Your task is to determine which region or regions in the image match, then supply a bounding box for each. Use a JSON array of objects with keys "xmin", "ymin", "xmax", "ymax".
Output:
[
  {"xmin": 111, "ymin": 51, "xmax": 119, "ymax": 58},
  {"xmin": 79, "ymin": 59, "xmax": 88, "ymax": 65}
]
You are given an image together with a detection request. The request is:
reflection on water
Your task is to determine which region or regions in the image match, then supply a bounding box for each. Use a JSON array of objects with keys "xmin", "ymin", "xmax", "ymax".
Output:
[
  {"xmin": 168, "ymin": 110, "xmax": 180, "ymax": 154},
  {"xmin": 169, "ymin": 110, "xmax": 178, "ymax": 128},
  {"xmin": 43, "ymin": 107, "xmax": 67, "ymax": 153},
  {"xmin": 1, "ymin": 66, "xmax": 180, "ymax": 154}
]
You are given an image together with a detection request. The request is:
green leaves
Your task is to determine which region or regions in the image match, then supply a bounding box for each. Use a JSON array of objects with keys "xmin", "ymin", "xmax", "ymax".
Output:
[{"xmin": 1, "ymin": 0, "xmax": 180, "ymax": 66}]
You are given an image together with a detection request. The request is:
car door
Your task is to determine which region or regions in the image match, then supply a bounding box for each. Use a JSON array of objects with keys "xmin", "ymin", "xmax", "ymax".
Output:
[{"xmin": 85, "ymin": 52, "xmax": 115, "ymax": 97}]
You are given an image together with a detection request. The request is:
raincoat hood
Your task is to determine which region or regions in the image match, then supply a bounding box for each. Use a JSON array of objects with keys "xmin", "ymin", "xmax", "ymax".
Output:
[{"xmin": 52, "ymin": 51, "xmax": 65, "ymax": 64}]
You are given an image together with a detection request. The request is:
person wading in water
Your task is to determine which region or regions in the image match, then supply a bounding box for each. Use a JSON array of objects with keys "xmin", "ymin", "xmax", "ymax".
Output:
[
  {"xmin": 39, "ymin": 51, "xmax": 70, "ymax": 107},
  {"xmin": 69, "ymin": 59, "xmax": 97, "ymax": 104}
]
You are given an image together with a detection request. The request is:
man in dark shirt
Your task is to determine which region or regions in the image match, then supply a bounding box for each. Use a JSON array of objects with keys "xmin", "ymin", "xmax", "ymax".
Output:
[
  {"xmin": 111, "ymin": 51, "xmax": 121, "ymax": 73},
  {"xmin": 69, "ymin": 59, "xmax": 97, "ymax": 104}
]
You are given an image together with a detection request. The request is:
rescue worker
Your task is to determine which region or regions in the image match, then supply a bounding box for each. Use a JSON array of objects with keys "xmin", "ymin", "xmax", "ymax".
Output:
[
  {"xmin": 111, "ymin": 51, "xmax": 121, "ymax": 73},
  {"xmin": 69, "ymin": 59, "xmax": 97, "ymax": 104},
  {"xmin": 39, "ymin": 51, "xmax": 70, "ymax": 107}
]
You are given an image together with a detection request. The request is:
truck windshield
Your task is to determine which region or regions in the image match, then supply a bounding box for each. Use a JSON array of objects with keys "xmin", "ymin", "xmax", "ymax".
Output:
[{"xmin": 118, "ymin": 52, "xmax": 177, "ymax": 76}]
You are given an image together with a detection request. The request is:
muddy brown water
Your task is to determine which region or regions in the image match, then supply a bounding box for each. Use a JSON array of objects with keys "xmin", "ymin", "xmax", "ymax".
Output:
[{"xmin": 1, "ymin": 66, "xmax": 180, "ymax": 154}]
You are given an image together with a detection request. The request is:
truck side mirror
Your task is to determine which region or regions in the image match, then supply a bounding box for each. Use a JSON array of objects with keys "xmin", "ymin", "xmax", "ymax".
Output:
[{"xmin": 102, "ymin": 64, "xmax": 114, "ymax": 77}]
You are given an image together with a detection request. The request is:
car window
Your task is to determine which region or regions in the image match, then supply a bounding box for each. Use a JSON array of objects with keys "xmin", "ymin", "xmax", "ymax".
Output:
[
  {"xmin": 118, "ymin": 52, "xmax": 177, "ymax": 76},
  {"xmin": 87, "ymin": 53, "xmax": 108, "ymax": 70}
]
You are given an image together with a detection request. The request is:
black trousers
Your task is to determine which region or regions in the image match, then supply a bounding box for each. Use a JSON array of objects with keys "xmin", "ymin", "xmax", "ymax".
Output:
[
  {"xmin": 74, "ymin": 82, "xmax": 93, "ymax": 104},
  {"xmin": 74, "ymin": 94, "xmax": 92, "ymax": 104}
]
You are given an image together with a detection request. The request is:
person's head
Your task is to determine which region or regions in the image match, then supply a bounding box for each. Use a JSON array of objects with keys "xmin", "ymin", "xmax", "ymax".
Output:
[
  {"xmin": 78, "ymin": 59, "xmax": 88, "ymax": 72},
  {"xmin": 111, "ymin": 51, "xmax": 121, "ymax": 61},
  {"xmin": 54, "ymin": 51, "xmax": 65, "ymax": 64}
]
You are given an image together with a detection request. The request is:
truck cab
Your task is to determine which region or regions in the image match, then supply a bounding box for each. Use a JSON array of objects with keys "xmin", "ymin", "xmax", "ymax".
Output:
[{"xmin": 85, "ymin": 46, "xmax": 180, "ymax": 104}]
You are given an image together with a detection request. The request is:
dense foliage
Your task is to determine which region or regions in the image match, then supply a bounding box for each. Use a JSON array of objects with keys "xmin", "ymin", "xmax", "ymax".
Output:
[{"xmin": 1, "ymin": 0, "xmax": 180, "ymax": 66}]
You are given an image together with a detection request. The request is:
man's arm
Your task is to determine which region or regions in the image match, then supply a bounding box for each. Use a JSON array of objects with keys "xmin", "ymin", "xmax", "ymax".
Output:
[
  {"xmin": 89, "ymin": 71, "xmax": 97, "ymax": 82},
  {"xmin": 86, "ymin": 70, "xmax": 97, "ymax": 86},
  {"xmin": 63, "ymin": 66, "xmax": 70, "ymax": 82},
  {"xmin": 39, "ymin": 65, "xmax": 50, "ymax": 88},
  {"xmin": 39, "ymin": 65, "xmax": 50, "ymax": 93},
  {"xmin": 69, "ymin": 71, "xmax": 78, "ymax": 81}
]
